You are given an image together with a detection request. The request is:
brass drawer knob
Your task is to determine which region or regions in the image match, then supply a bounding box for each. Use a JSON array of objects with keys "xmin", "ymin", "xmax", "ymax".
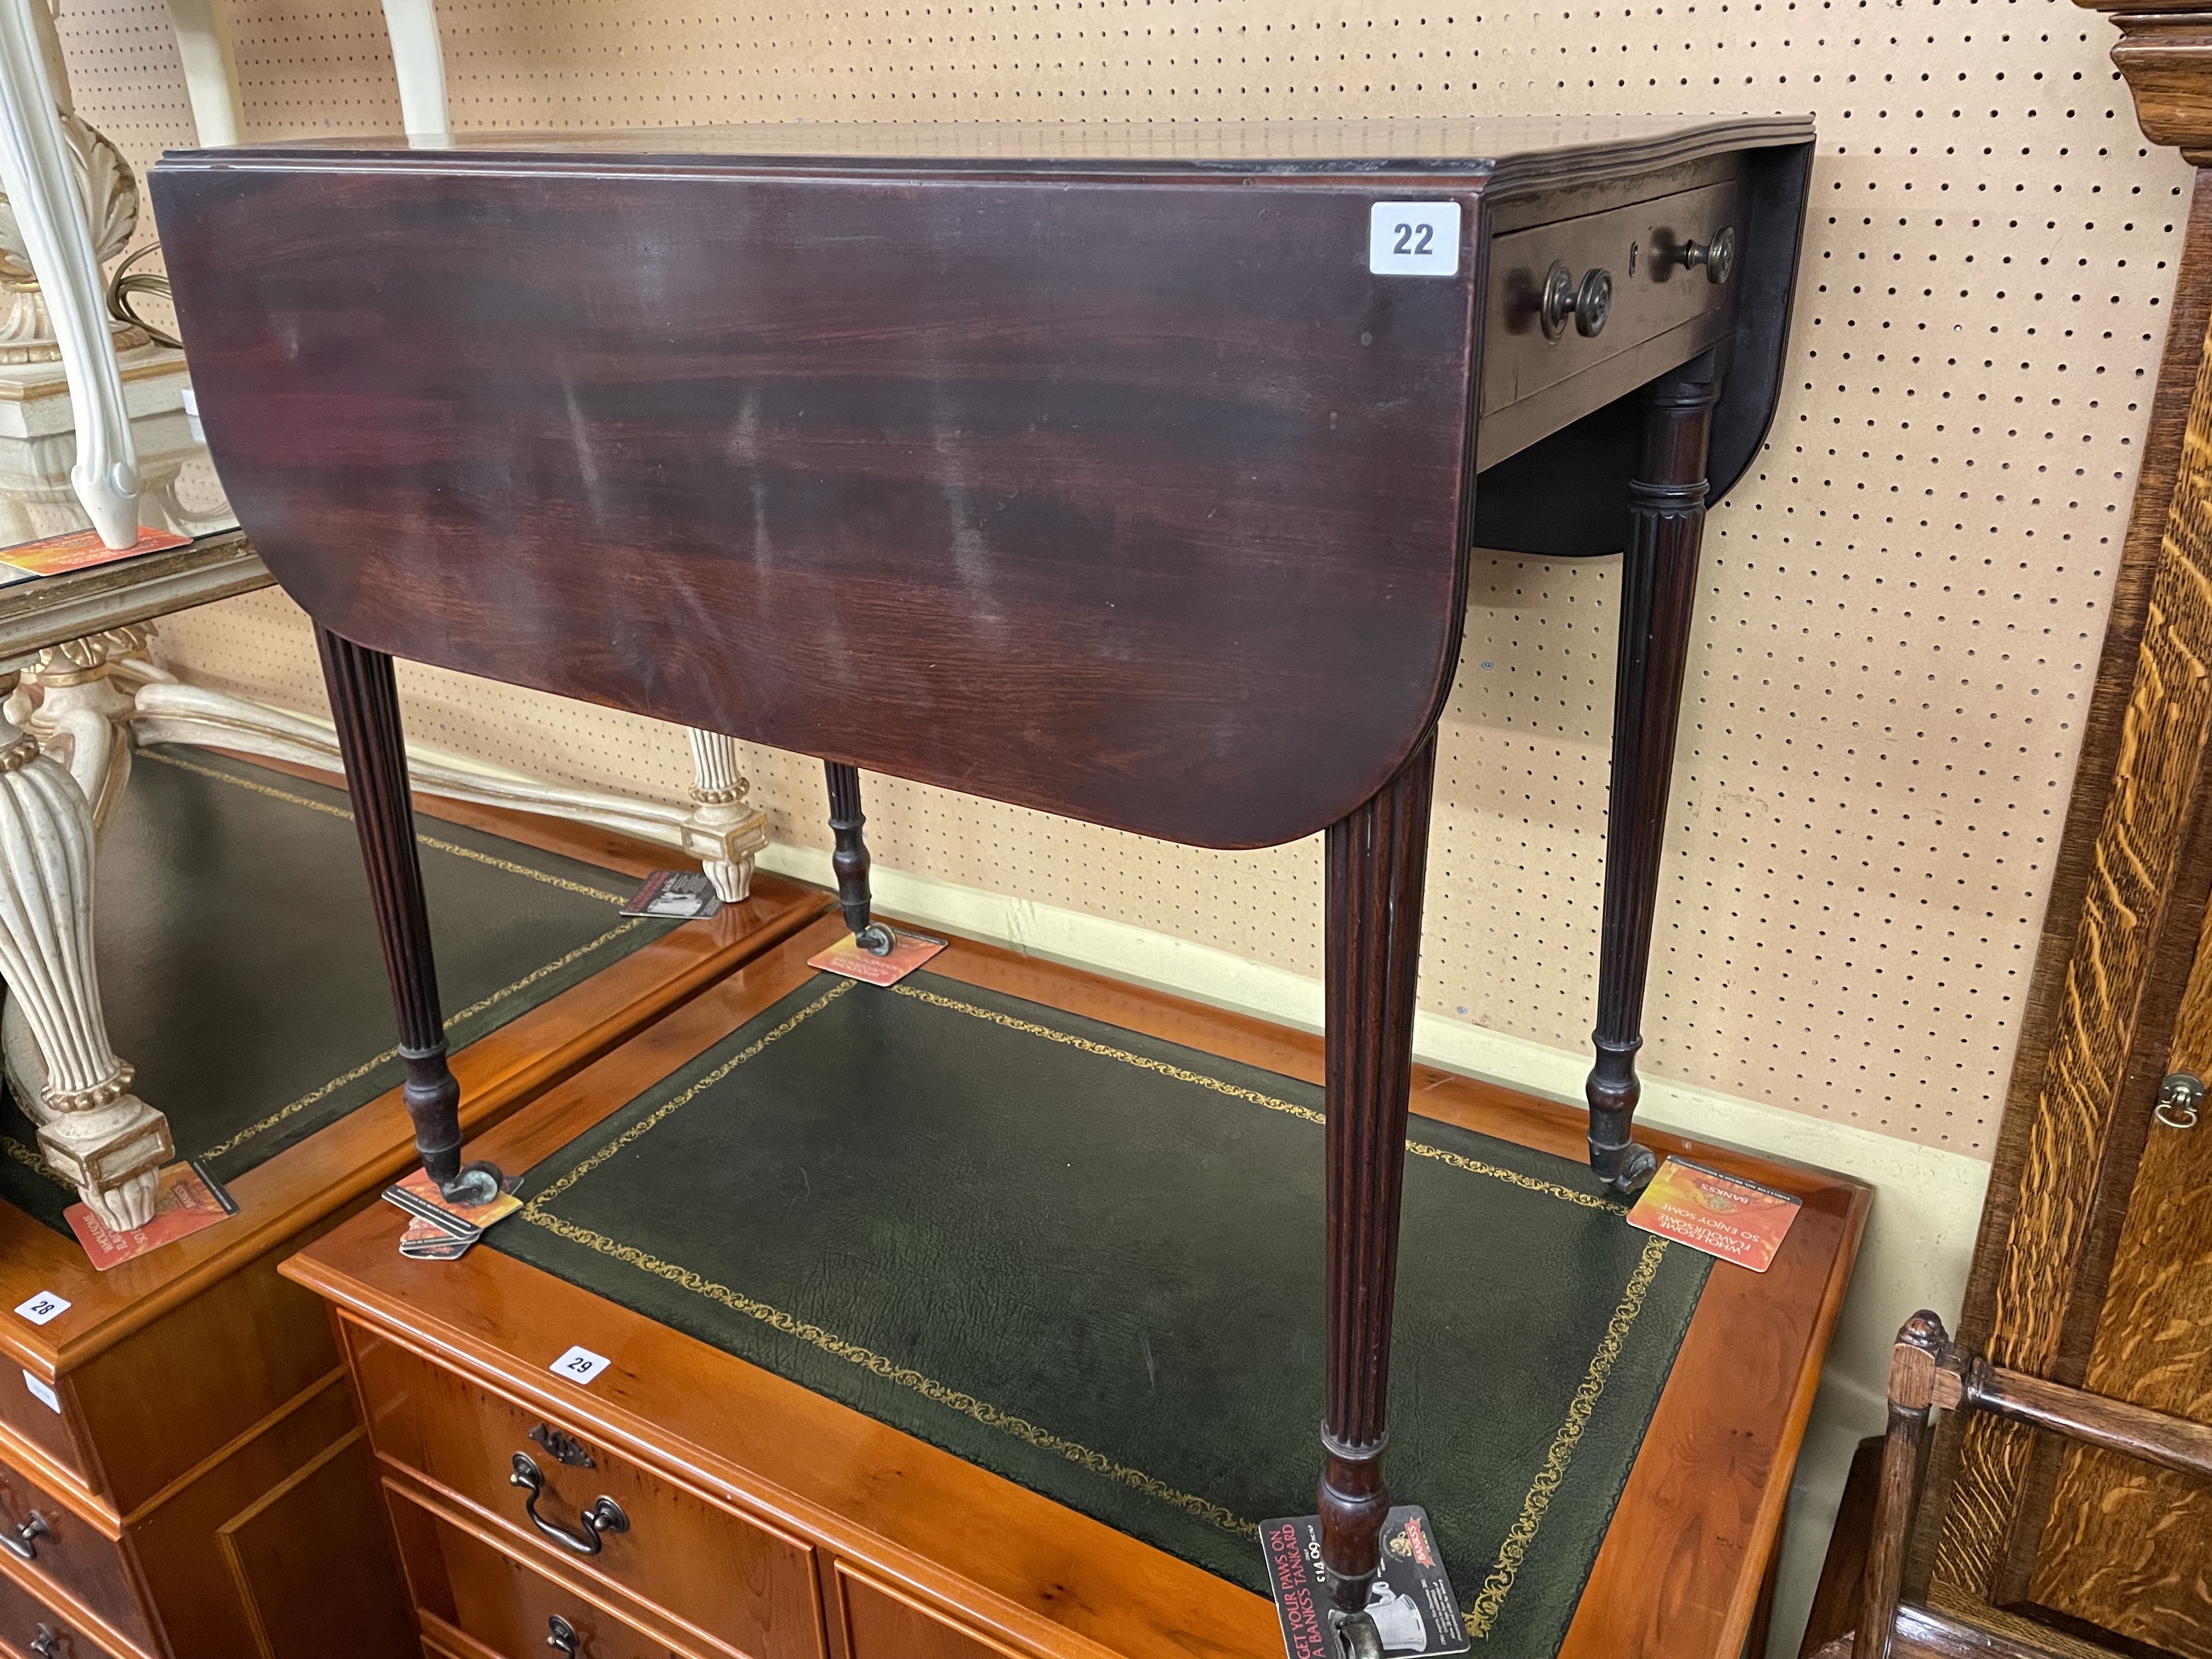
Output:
[
  {"xmin": 28, "ymin": 1624, "xmax": 59, "ymax": 1658},
  {"xmin": 510, "ymin": 1451, "xmax": 629, "ymax": 1556},
  {"xmin": 1540, "ymin": 261, "xmax": 1612, "ymax": 340},
  {"xmin": 1673, "ymin": 225, "xmax": 1736, "ymax": 284}
]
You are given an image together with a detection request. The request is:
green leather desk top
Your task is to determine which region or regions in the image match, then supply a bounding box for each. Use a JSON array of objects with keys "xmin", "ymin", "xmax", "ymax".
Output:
[
  {"xmin": 0, "ymin": 746, "xmax": 673, "ymax": 1232},
  {"xmin": 491, "ymin": 969, "xmax": 1712, "ymax": 1658}
]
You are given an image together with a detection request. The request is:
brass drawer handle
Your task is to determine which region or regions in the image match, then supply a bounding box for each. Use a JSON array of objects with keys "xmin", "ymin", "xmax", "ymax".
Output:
[
  {"xmin": 509, "ymin": 1452, "xmax": 629, "ymax": 1556},
  {"xmin": 546, "ymin": 1613, "xmax": 579, "ymax": 1656},
  {"xmin": 2, "ymin": 1509, "xmax": 52, "ymax": 1561}
]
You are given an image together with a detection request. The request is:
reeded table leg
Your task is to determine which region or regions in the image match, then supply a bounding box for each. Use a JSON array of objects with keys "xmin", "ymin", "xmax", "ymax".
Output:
[
  {"xmin": 1318, "ymin": 736, "xmax": 1436, "ymax": 1652},
  {"xmin": 824, "ymin": 760, "xmax": 894, "ymax": 955},
  {"xmin": 317, "ymin": 625, "xmax": 499, "ymax": 1204},
  {"xmin": 1586, "ymin": 349, "xmax": 1722, "ymax": 1197}
]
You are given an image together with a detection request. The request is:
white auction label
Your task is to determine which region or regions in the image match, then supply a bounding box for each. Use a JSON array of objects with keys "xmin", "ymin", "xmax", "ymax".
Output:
[
  {"xmin": 20, "ymin": 1370, "xmax": 57, "ymax": 1413},
  {"xmin": 13, "ymin": 1291, "xmax": 68, "ymax": 1326},
  {"xmin": 549, "ymin": 1344, "xmax": 612, "ymax": 1385},
  {"xmin": 179, "ymin": 385, "xmax": 205, "ymax": 443},
  {"xmin": 1369, "ymin": 201, "xmax": 1462, "ymax": 277}
]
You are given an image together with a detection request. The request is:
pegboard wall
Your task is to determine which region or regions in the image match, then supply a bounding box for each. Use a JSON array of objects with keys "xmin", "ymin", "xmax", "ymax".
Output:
[{"xmin": 48, "ymin": 0, "xmax": 2193, "ymax": 1158}]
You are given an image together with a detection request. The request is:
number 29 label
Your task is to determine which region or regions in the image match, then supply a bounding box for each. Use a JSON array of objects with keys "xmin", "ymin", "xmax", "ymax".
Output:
[{"xmin": 1369, "ymin": 202, "xmax": 1462, "ymax": 278}]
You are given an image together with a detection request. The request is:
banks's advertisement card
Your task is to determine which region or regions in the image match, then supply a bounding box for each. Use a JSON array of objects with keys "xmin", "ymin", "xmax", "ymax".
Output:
[
  {"xmin": 1260, "ymin": 1506, "xmax": 1469, "ymax": 1658},
  {"xmin": 1626, "ymin": 1157, "xmax": 1803, "ymax": 1272},
  {"xmin": 808, "ymin": 929, "xmax": 947, "ymax": 987},
  {"xmin": 67, "ymin": 1160, "xmax": 237, "ymax": 1269}
]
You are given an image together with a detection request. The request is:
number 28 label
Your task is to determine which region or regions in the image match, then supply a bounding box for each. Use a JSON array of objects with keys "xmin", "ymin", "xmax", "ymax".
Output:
[{"xmin": 1369, "ymin": 202, "xmax": 1462, "ymax": 278}]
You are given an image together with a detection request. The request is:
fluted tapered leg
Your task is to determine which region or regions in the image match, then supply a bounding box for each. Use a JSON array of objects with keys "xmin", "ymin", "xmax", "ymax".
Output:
[
  {"xmin": 1318, "ymin": 735, "xmax": 1436, "ymax": 1629},
  {"xmin": 316, "ymin": 625, "xmax": 464, "ymax": 1188},
  {"xmin": 1586, "ymin": 348, "xmax": 1722, "ymax": 1197}
]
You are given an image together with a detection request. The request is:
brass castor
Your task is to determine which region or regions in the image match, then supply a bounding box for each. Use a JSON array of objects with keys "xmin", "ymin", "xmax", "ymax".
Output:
[
  {"xmin": 855, "ymin": 922, "xmax": 897, "ymax": 957},
  {"xmin": 441, "ymin": 1159, "xmax": 505, "ymax": 1206},
  {"xmin": 1332, "ymin": 1610, "xmax": 1384, "ymax": 1659}
]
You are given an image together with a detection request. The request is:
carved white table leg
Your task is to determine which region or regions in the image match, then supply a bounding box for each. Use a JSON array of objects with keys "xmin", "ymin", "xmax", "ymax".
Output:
[
  {"xmin": 684, "ymin": 729, "xmax": 768, "ymax": 903},
  {"xmin": 0, "ymin": 0, "xmax": 139, "ymax": 548},
  {"xmin": 19, "ymin": 626, "xmax": 143, "ymax": 831},
  {"xmin": 165, "ymin": 0, "xmax": 242, "ymax": 148},
  {"xmin": 380, "ymin": 0, "xmax": 452, "ymax": 144},
  {"xmin": 0, "ymin": 669, "xmax": 165, "ymax": 1226}
]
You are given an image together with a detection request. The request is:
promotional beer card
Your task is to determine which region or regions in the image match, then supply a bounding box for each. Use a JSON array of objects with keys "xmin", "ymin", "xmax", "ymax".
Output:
[
  {"xmin": 1261, "ymin": 1506, "xmax": 1470, "ymax": 1658},
  {"xmin": 807, "ymin": 928, "xmax": 947, "ymax": 987},
  {"xmin": 67, "ymin": 1159, "xmax": 238, "ymax": 1269},
  {"xmin": 1626, "ymin": 1156, "xmax": 1803, "ymax": 1273}
]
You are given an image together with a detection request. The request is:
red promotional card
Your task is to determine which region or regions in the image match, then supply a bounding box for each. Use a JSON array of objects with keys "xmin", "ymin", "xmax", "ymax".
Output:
[
  {"xmin": 1626, "ymin": 1157, "xmax": 1803, "ymax": 1273},
  {"xmin": 0, "ymin": 526, "xmax": 189, "ymax": 578},
  {"xmin": 806, "ymin": 929, "xmax": 947, "ymax": 987},
  {"xmin": 67, "ymin": 1161, "xmax": 236, "ymax": 1269}
]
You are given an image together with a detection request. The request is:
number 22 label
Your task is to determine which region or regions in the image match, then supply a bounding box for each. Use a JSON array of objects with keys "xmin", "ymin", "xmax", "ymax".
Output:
[{"xmin": 1368, "ymin": 202, "xmax": 1462, "ymax": 278}]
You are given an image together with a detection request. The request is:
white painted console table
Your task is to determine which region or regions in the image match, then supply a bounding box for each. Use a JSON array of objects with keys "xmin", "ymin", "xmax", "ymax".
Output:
[{"xmin": 0, "ymin": 0, "xmax": 772, "ymax": 1229}]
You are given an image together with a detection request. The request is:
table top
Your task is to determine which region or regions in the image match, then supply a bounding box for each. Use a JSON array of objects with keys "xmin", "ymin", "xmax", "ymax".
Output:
[
  {"xmin": 178, "ymin": 113, "xmax": 1813, "ymax": 187},
  {"xmin": 284, "ymin": 913, "xmax": 1870, "ymax": 1659},
  {"xmin": 153, "ymin": 117, "xmax": 1812, "ymax": 849},
  {"xmin": 0, "ymin": 529, "xmax": 266, "ymax": 664}
]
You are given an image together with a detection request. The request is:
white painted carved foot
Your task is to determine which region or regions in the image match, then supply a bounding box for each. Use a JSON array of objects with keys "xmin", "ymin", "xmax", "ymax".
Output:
[
  {"xmin": 684, "ymin": 729, "xmax": 768, "ymax": 902},
  {"xmin": 0, "ymin": 670, "xmax": 166, "ymax": 1226}
]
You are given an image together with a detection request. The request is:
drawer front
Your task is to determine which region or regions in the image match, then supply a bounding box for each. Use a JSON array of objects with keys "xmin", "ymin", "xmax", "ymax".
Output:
[
  {"xmin": 834, "ymin": 1567, "xmax": 1022, "ymax": 1659},
  {"xmin": 0, "ymin": 1376, "xmax": 83, "ymax": 1492},
  {"xmin": 0, "ymin": 1563, "xmax": 124, "ymax": 1659},
  {"xmin": 349, "ymin": 1330, "xmax": 824, "ymax": 1659},
  {"xmin": 391, "ymin": 1488, "xmax": 697, "ymax": 1659},
  {"xmin": 1481, "ymin": 178, "xmax": 1745, "ymax": 417},
  {"xmin": 0, "ymin": 1465, "xmax": 148, "ymax": 1655}
]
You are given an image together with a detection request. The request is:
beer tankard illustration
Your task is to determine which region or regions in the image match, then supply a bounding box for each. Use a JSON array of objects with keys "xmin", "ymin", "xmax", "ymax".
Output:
[{"xmin": 1364, "ymin": 1577, "xmax": 1429, "ymax": 1654}]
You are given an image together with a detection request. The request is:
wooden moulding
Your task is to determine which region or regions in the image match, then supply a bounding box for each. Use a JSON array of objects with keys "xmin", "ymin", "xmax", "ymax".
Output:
[
  {"xmin": 0, "ymin": 757, "xmax": 831, "ymax": 1521},
  {"xmin": 284, "ymin": 912, "xmax": 1870, "ymax": 1659}
]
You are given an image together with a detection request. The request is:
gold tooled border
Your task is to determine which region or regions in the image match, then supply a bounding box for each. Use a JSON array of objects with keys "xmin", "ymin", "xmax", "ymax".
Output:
[
  {"xmin": 522, "ymin": 974, "xmax": 1679, "ymax": 1633},
  {"xmin": 3, "ymin": 748, "xmax": 646, "ymax": 1180}
]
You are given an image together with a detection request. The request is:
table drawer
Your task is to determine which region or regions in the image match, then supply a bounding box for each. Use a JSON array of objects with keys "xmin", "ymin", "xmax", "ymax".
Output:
[
  {"xmin": 1481, "ymin": 178, "xmax": 1745, "ymax": 417},
  {"xmin": 0, "ymin": 1464, "xmax": 148, "ymax": 1656},
  {"xmin": 349, "ymin": 1330, "xmax": 824, "ymax": 1659},
  {"xmin": 390, "ymin": 1487, "xmax": 701, "ymax": 1659},
  {"xmin": 0, "ymin": 1561, "xmax": 126, "ymax": 1659}
]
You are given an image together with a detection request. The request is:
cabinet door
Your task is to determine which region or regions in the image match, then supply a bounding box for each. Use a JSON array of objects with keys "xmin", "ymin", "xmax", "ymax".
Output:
[{"xmin": 2024, "ymin": 911, "xmax": 2212, "ymax": 1656}]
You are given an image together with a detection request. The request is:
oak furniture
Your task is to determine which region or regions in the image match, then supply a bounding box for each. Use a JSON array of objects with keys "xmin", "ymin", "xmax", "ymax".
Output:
[
  {"xmin": 0, "ymin": 758, "xmax": 828, "ymax": 1659},
  {"xmin": 1784, "ymin": 8, "xmax": 2212, "ymax": 1655},
  {"xmin": 1810, "ymin": 1312, "xmax": 2212, "ymax": 1659},
  {"xmin": 153, "ymin": 115, "xmax": 1814, "ymax": 1645},
  {"xmin": 285, "ymin": 914, "xmax": 1871, "ymax": 1659}
]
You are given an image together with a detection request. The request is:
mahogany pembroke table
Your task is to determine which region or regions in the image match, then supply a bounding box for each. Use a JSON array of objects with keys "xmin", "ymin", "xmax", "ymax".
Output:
[{"xmin": 151, "ymin": 116, "xmax": 1813, "ymax": 1657}]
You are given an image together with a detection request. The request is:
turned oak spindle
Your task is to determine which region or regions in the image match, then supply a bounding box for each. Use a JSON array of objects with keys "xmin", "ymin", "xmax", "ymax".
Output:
[
  {"xmin": 825, "ymin": 760, "xmax": 895, "ymax": 956},
  {"xmin": 1586, "ymin": 348, "xmax": 1723, "ymax": 1195},
  {"xmin": 316, "ymin": 624, "xmax": 499, "ymax": 1203},
  {"xmin": 1318, "ymin": 736, "xmax": 1437, "ymax": 1648}
]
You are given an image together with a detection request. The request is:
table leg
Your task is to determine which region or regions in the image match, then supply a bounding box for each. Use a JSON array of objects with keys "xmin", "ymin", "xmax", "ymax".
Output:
[
  {"xmin": 825, "ymin": 760, "xmax": 894, "ymax": 955},
  {"xmin": 683, "ymin": 729, "xmax": 766, "ymax": 903},
  {"xmin": 1318, "ymin": 735, "xmax": 1436, "ymax": 1654},
  {"xmin": 1587, "ymin": 348, "xmax": 1722, "ymax": 1197},
  {"xmin": 317, "ymin": 625, "xmax": 498, "ymax": 1204},
  {"xmin": 0, "ymin": 670, "xmax": 167, "ymax": 1227}
]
